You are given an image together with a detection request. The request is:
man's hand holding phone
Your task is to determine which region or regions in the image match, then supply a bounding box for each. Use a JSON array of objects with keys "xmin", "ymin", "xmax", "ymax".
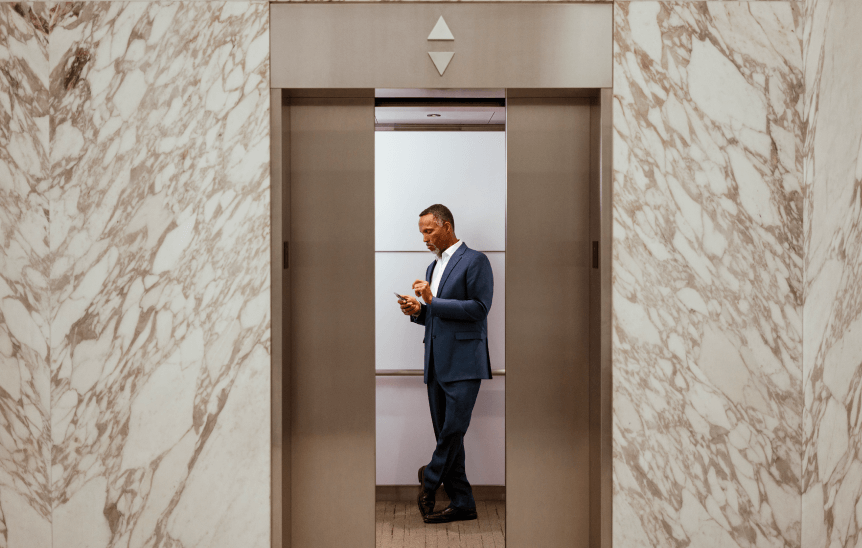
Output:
[{"xmin": 395, "ymin": 292, "xmax": 422, "ymax": 316}]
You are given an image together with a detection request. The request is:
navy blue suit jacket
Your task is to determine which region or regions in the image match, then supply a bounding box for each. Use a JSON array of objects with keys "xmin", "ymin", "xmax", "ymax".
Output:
[{"xmin": 410, "ymin": 243, "xmax": 493, "ymax": 384}]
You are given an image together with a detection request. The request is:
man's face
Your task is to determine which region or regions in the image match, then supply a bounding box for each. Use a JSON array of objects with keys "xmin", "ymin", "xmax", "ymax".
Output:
[{"xmin": 419, "ymin": 214, "xmax": 450, "ymax": 257}]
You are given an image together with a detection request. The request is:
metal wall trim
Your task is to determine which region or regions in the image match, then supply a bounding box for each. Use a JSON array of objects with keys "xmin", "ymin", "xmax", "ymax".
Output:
[{"xmin": 270, "ymin": 4, "xmax": 613, "ymax": 89}]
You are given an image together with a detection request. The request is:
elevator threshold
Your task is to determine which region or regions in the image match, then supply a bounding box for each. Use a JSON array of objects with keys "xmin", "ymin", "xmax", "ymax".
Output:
[{"xmin": 376, "ymin": 501, "xmax": 505, "ymax": 548}]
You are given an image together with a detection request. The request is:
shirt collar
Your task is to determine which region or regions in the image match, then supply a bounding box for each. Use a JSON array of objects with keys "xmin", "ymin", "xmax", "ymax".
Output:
[{"xmin": 439, "ymin": 239, "xmax": 463, "ymax": 261}]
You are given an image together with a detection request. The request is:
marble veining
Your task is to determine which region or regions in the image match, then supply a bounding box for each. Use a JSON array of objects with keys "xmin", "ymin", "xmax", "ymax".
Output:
[
  {"xmin": 1, "ymin": 0, "xmax": 839, "ymax": 546},
  {"xmin": 613, "ymin": 3, "xmax": 803, "ymax": 547},
  {"xmin": 800, "ymin": 0, "xmax": 862, "ymax": 546},
  {"xmin": 0, "ymin": 3, "xmax": 51, "ymax": 547},
  {"xmin": 46, "ymin": 2, "xmax": 271, "ymax": 547}
]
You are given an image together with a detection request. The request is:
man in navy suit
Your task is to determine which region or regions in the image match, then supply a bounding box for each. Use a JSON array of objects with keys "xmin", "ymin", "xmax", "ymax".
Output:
[{"xmin": 398, "ymin": 204, "xmax": 493, "ymax": 524}]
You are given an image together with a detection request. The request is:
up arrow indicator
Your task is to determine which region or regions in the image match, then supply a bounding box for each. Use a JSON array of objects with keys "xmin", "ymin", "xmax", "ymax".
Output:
[{"xmin": 427, "ymin": 16, "xmax": 454, "ymax": 40}]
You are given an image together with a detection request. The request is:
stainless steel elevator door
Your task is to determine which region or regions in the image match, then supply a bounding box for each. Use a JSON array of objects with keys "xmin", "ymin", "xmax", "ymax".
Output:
[
  {"xmin": 285, "ymin": 94, "xmax": 594, "ymax": 548},
  {"xmin": 506, "ymin": 97, "xmax": 592, "ymax": 547},
  {"xmin": 289, "ymin": 97, "xmax": 376, "ymax": 548}
]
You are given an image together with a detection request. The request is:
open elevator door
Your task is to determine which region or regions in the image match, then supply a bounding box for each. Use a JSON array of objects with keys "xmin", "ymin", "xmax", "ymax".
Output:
[
  {"xmin": 270, "ymin": 5, "xmax": 613, "ymax": 548},
  {"xmin": 506, "ymin": 93, "xmax": 594, "ymax": 547},
  {"xmin": 285, "ymin": 92, "xmax": 377, "ymax": 548},
  {"xmin": 277, "ymin": 89, "xmax": 603, "ymax": 548}
]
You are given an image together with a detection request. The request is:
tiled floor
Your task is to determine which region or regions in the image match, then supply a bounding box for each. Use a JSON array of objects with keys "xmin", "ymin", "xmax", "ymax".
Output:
[{"xmin": 376, "ymin": 501, "xmax": 505, "ymax": 548}]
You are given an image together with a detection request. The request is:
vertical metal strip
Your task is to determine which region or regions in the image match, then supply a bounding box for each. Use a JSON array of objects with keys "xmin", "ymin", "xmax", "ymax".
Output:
[
  {"xmin": 599, "ymin": 87, "xmax": 614, "ymax": 548},
  {"xmin": 506, "ymin": 96, "xmax": 593, "ymax": 548},
  {"xmin": 289, "ymin": 95, "xmax": 376, "ymax": 548},
  {"xmin": 270, "ymin": 88, "xmax": 284, "ymax": 548}
]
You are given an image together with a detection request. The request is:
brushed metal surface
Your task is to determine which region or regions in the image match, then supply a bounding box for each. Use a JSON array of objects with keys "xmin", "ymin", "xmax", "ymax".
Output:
[
  {"xmin": 270, "ymin": 90, "xmax": 286, "ymax": 548},
  {"xmin": 271, "ymin": 4, "xmax": 612, "ymax": 89},
  {"xmin": 376, "ymin": 88, "xmax": 505, "ymax": 99},
  {"xmin": 506, "ymin": 96, "xmax": 592, "ymax": 547},
  {"xmin": 588, "ymin": 88, "xmax": 613, "ymax": 548},
  {"xmin": 288, "ymin": 97, "xmax": 376, "ymax": 548},
  {"xmin": 598, "ymin": 88, "xmax": 613, "ymax": 548}
]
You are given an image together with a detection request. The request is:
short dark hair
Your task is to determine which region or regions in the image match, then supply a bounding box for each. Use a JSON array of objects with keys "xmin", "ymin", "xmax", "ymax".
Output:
[{"xmin": 419, "ymin": 204, "xmax": 455, "ymax": 232}]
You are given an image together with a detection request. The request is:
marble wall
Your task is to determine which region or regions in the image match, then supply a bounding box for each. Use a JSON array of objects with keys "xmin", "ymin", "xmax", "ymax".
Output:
[
  {"xmin": 49, "ymin": 2, "xmax": 271, "ymax": 547},
  {"xmin": 612, "ymin": 2, "xmax": 804, "ymax": 547},
  {"xmin": 801, "ymin": 0, "xmax": 862, "ymax": 546},
  {"xmin": 7, "ymin": 0, "xmax": 857, "ymax": 547},
  {"xmin": 1, "ymin": 2, "xmax": 272, "ymax": 547},
  {"xmin": 0, "ymin": 3, "xmax": 51, "ymax": 547}
]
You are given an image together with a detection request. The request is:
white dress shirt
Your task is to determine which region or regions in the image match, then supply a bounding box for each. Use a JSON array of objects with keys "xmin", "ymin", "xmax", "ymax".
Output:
[{"xmin": 428, "ymin": 239, "xmax": 463, "ymax": 301}]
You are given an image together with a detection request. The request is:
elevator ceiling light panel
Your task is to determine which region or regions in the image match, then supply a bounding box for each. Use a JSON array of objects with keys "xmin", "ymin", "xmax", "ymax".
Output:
[
  {"xmin": 375, "ymin": 105, "xmax": 505, "ymax": 127},
  {"xmin": 428, "ymin": 52, "xmax": 455, "ymax": 76},
  {"xmin": 427, "ymin": 16, "xmax": 454, "ymax": 40}
]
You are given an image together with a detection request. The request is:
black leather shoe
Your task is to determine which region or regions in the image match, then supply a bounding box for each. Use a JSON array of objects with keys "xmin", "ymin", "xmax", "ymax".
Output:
[
  {"xmin": 423, "ymin": 506, "xmax": 478, "ymax": 524},
  {"xmin": 417, "ymin": 489, "xmax": 436, "ymax": 517},
  {"xmin": 417, "ymin": 466, "xmax": 435, "ymax": 517}
]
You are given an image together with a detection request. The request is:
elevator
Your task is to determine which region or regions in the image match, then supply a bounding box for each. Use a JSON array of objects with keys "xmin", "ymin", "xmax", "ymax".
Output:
[{"xmin": 270, "ymin": 5, "xmax": 613, "ymax": 548}]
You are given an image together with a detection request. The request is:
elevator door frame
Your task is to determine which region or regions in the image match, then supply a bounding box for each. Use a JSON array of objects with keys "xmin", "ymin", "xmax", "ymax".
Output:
[
  {"xmin": 271, "ymin": 87, "xmax": 612, "ymax": 548},
  {"xmin": 269, "ymin": 4, "xmax": 613, "ymax": 546}
]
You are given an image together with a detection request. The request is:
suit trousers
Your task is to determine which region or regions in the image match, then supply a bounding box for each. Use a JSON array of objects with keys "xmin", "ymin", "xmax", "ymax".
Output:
[{"xmin": 423, "ymin": 345, "xmax": 482, "ymax": 510}]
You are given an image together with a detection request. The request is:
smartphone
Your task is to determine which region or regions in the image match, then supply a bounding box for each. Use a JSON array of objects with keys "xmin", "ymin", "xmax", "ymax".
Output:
[{"xmin": 394, "ymin": 292, "xmax": 409, "ymax": 301}]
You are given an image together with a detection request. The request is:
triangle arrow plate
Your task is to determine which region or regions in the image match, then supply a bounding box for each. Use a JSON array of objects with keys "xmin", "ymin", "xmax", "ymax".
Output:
[
  {"xmin": 428, "ymin": 52, "xmax": 455, "ymax": 76},
  {"xmin": 427, "ymin": 16, "xmax": 455, "ymax": 40}
]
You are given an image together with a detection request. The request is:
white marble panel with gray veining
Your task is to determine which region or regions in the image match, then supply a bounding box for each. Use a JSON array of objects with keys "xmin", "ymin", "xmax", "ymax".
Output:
[
  {"xmin": 613, "ymin": 3, "xmax": 803, "ymax": 547},
  {"xmin": 0, "ymin": 3, "xmax": 51, "ymax": 547},
  {"xmin": 46, "ymin": 2, "xmax": 270, "ymax": 547},
  {"xmin": 801, "ymin": 0, "xmax": 862, "ymax": 546}
]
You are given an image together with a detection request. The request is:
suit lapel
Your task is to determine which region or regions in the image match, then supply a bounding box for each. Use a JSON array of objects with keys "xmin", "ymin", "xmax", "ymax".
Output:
[{"xmin": 437, "ymin": 244, "xmax": 467, "ymax": 296}]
